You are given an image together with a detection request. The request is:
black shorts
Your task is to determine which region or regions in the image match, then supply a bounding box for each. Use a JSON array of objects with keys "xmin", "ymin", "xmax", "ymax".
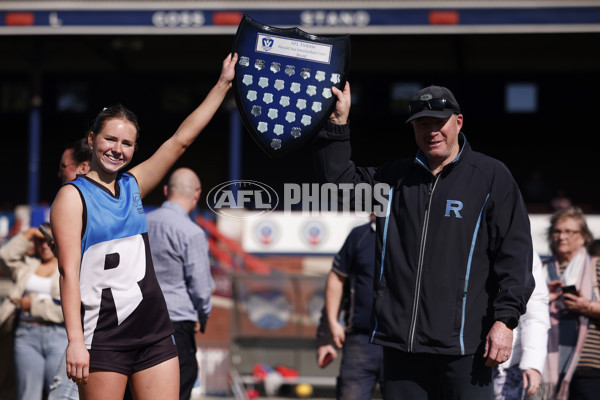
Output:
[{"xmin": 89, "ymin": 335, "xmax": 178, "ymax": 375}]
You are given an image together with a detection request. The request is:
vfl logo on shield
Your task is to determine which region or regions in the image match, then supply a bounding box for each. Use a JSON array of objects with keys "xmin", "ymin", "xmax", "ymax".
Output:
[
  {"xmin": 261, "ymin": 36, "xmax": 274, "ymax": 51},
  {"xmin": 207, "ymin": 180, "xmax": 279, "ymax": 219}
]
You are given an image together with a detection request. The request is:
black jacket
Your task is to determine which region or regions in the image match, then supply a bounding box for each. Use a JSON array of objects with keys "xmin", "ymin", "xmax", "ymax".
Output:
[{"xmin": 313, "ymin": 121, "xmax": 534, "ymax": 356}]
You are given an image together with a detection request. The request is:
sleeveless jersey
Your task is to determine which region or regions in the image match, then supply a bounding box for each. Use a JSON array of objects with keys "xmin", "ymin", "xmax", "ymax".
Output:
[{"xmin": 70, "ymin": 173, "xmax": 173, "ymax": 350}]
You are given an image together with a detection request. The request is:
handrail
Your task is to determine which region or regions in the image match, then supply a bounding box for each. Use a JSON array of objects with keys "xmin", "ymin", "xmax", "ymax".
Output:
[{"xmin": 196, "ymin": 215, "xmax": 271, "ymax": 275}]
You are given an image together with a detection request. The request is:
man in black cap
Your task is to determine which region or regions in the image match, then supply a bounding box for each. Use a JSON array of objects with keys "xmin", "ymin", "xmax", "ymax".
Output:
[{"xmin": 312, "ymin": 82, "xmax": 534, "ymax": 399}]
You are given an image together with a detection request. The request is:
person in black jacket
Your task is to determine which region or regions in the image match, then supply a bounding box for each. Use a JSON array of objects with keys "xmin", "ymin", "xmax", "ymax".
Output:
[{"xmin": 312, "ymin": 83, "xmax": 535, "ymax": 400}]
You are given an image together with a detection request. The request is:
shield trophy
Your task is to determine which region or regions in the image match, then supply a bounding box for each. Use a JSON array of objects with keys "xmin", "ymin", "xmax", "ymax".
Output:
[{"xmin": 232, "ymin": 15, "xmax": 350, "ymax": 158}]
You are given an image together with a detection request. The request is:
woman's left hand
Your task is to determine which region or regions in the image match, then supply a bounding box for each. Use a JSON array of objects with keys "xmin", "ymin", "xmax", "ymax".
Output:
[
  {"xmin": 218, "ymin": 53, "xmax": 238, "ymax": 87},
  {"xmin": 563, "ymin": 290, "xmax": 590, "ymax": 314},
  {"xmin": 523, "ymin": 368, "xmax": 542, "ymax": 395}
]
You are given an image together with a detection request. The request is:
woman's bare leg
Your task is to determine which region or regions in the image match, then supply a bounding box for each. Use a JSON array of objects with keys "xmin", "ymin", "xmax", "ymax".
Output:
[
  {"xmin": 79, "ymin": 370, "xmax": 128, "ymax": 400},
  {"xmin": 129, "ymin": 357, "xmax": 179, "ymax": 400}
]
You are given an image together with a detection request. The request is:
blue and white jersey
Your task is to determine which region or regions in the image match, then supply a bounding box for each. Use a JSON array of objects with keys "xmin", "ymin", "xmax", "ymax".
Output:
[{"xmin": 70, "ymin": 173, "xmax": 172, "ymax": 350}]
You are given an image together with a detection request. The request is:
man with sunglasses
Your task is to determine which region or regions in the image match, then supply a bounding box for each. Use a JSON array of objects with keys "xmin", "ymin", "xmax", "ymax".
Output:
[{"xmin": 312, "ymin": 83, "xmax": 534, "ymax": 400}]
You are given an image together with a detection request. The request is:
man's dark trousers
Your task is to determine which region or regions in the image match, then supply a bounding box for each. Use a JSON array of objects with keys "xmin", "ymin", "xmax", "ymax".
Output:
[{"xmin": 173, "ymin": 321, "xmax": 198, "ymax": 400}]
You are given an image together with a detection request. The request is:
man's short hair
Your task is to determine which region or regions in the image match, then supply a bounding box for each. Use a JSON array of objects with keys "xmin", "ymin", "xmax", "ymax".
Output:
[{"xmin": 66, "ymin": 137, "xmax": 92, "ymax": 165}]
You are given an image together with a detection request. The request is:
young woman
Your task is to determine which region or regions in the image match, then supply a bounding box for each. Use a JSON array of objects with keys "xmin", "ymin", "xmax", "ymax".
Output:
[
  {"xmin": 0, "ymin": 224, "xmax": 65, "ymax": 399},
  {"xmin": 50, "ymin": 53, "xmax": 237, "ymax": 400}
]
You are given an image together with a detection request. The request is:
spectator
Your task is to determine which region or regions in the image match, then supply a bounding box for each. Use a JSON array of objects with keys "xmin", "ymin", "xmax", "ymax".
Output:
[
  {"xmin": 313, "ymin": 83, "xmax": 534, "ymax": 399},
  {"xmin": 146, "ymin": 167, "xmax": 214, "ymax": 400},
  {"xmin": 316, "ymin": 217, "xmax": 383, "ymax": 399},
  {"xmin": 49, "ymin": 53, "xmax": 236, "ymax": 399},
  {"xmin": 57, "ymin": 138, "xmax": 91, "ymax": 184},
  {"xmin": 493, "ymin": 250, "xmax": 550, "ymax": 400},
  {"xmin": 0, "ymin": 224, "xmax": 66, "ymax": 399},
  {"xmin": 541, "ymin": 206, "xmax": 600, "ymax": 400}
]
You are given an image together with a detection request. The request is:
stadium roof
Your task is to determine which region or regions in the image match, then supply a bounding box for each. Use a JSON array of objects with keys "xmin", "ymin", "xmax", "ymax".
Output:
[{"xmin": 1, "ymin": 0, "xmax": 600, "ymax": 35}]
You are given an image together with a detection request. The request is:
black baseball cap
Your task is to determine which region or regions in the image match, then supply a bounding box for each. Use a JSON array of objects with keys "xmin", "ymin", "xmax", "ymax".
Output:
[{"xmin": 406, "ymin": 85, "xmax": 461, "ymax": 123}]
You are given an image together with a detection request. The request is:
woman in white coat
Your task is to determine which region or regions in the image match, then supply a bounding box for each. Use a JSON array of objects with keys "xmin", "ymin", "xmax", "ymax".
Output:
[{"xmin": 493, "ymin": 250, "xmax": 551, "ymax": 399}]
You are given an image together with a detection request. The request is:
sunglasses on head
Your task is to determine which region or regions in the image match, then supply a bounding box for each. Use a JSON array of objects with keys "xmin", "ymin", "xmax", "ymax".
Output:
[{"xmin": 408, "ymin": 98, "xmax": 448, "ymax": 114}]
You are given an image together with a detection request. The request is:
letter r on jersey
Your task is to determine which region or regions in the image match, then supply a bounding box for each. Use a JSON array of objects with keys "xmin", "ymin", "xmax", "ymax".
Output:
[
  {"xmin": 445, "ymin": 200, "xmax": 463, "ymax": 218},
  {"xmin": 80, "ymin": 235, "xmax": 147, "ymax": 327}
]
